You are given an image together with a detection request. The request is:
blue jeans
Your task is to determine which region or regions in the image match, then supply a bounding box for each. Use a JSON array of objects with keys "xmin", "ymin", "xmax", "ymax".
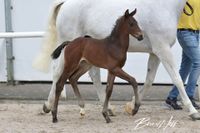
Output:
[{"xmin": 168, "ymin": 30, "xmax": 200, "ymax": 99}]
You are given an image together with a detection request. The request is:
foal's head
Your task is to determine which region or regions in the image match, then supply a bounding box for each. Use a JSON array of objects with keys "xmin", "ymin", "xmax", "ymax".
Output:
[{"xmin": 122, "ymin": 9, "xmax": 143, "ymax": 41}]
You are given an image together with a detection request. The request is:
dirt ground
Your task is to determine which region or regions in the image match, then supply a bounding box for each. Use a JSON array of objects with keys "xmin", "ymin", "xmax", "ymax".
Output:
[{"xmin": 0, "ymin": 100, "xmax": 200, "ymax": 133}]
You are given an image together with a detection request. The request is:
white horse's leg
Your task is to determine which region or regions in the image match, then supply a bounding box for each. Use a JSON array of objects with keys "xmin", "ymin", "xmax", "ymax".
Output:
[
  {"xmin": 198, "ymin": 78, "xmax": 200, "ymax": 101},
  {"xmin": 43, "ymin": 52, "xmax": 65, "ymax": 113},
  {"xmin": 140, "ymin": 54, "xmax": 160, "ymax": 99},
  {"xmin": 43, "ymin": 78, "xmax": 57, "ymax": 113},
  {"xmin": 60, "ymin": 85, "xmax": 67, "ymax": 99},
  {"xmin": 125, "ymin": 53, "xmax": 160, "ymax": 114},
  {"xmin": 89, "ymin": 66, "xmax": 115, "ymax": 115},
  {"xmin": 155, "ymin": 47, "xmax": 200, "ymax": 120},
  {"xmin": 89, "ymin": 67, "xmax": 105, "ymax": 102}
]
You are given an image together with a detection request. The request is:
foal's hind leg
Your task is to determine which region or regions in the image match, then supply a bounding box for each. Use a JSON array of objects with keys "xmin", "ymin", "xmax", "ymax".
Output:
[
  {"xmin": 69, "ymin": 61, "xmax": 92, "ymax": 116},
  {"xmin": 51, "ymin": 72, "xmax": 69, "ymax": 123},
  {"xmin": 112, "ymin": 68, "xmax": 140, "ymax": 115}
]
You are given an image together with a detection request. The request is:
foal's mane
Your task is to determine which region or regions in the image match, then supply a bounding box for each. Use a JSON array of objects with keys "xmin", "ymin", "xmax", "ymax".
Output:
[{"xmin": 106, "ymin": 15, "xmax": 124, "ymax": 41}]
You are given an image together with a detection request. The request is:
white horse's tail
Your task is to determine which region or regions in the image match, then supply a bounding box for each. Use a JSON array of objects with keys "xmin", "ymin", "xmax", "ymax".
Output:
[{"xmin": 32, "ymin": 0, "xmax": 65, "ymax": 72}]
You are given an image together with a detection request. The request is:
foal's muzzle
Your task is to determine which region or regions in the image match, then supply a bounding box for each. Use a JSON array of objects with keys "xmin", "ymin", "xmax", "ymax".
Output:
[{"xmin": 137, "ymin": 34, "xmax": 144, "ymax": 41}]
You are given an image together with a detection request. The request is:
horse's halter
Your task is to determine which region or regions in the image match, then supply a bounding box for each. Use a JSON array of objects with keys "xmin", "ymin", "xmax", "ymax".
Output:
[{"xmin": 183, "ymin": 2, "xmax": 194, "ymax": 16}]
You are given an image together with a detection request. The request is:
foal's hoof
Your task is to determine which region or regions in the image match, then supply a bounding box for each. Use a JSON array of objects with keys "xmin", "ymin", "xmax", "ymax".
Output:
[
  {"xmin": 132, "ymin": 108, "xmax": 139, "ymax": 116},
  {"xmin": 190, "ymin": 113, "xmax": 200, "ymax": 121},
  {"xmin": 132, "ymin": 104, "xmax": 140, "ymax": 116},
  {"xmin": 43, "ymin": 104, "xmax": 51, "ymax": 113},
  {"xmin": 125, "ymin": 102, "xmax": 135, "ymax": 115},
  {"xmin": 80, "ymin": 108, "xmax": 86, "ymax": 118},
  {"xmin": 102, "ymin": 112, "xmax": 112, "ymax": 123},
  {"xmin": 106, "ymin": 117, "xmax": 112, "ymax": 123},
  {"xmin": 52, "ymin": 118, "xmax": 58, "ymax": 123}
]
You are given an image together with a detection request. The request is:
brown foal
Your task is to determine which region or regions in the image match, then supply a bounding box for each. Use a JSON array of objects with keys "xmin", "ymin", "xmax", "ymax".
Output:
[{"xmin": 50, "ymin": 9, "xmax": 143, "ymax": 123}]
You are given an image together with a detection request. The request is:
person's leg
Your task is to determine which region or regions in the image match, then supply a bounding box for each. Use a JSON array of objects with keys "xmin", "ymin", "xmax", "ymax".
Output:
[
  {"xmin": 169, "ymin": 31, "xmax": 200, "ymax": 109},
  {"xmin": 166, "ymin": 30, "xmax": 193, "ymax": 110},
  {"xmin": 182, "ymin": 32, "xmax": 200, "ymax": 109},
  {"xmin": 184, "ymin": 32, "xmax": 200, "ymax": 98}
]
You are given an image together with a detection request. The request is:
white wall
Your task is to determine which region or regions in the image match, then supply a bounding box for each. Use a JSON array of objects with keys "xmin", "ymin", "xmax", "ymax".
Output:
[
  {"xmin": 0, "ymin": 0, "xmax": 182, "ymax": 83},
  {"xmin": 11, "ymin": 0, "xmax": 52, "ymax": 81}
]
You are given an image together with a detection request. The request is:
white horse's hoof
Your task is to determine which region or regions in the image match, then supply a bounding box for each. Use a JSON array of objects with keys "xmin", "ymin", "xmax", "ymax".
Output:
[
  {"xmin": 80, "ymin": 108, "xmax": 85, "ymax": 117},
  {"xmin": 125, "ymin": 102, "xmax": 135, "ymax": 115},
  {"xmin": 190, "ymin": 113, "xmax": 200, "ymax": 120},
  {"xmin": 108, "ymin": 105, "xmax": 116, "ymax": 116},
  {"xmin": 43, "ymin": 102, "xmax": 51, "ymax": 113}
]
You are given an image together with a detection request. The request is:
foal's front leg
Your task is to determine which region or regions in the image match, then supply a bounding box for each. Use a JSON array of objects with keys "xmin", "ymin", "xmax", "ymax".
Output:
[
  {"xmin": 125, "ymin": 53, "xmax": 160, "ymax": 114},
  {"xmin": 89, "ymin": 67, "xmax": 115, "ymax": 115},
  {"xmin": 102, "ymin": 72, "xmax": 115, "ymax": 123},
  {"xmin": 112, "ymin": 68, "xmax": 140, "ymax": 115}
]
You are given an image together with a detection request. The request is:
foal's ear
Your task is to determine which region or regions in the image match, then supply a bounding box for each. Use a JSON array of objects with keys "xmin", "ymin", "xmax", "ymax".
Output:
[
  {"xmin": 130, "ymin": 8, "xmax": 137, "ymax": 16},
  {"xmin": 125, "ymin": 9, "xmax": 130, "ymax": 18}
]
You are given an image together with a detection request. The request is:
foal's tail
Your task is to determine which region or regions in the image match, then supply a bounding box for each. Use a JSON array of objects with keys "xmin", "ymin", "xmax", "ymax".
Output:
[
  {"xmin": 51, "ymin": 41, "xmax": 69, "ymax": 59},
  {"xmin": 32, "ymin": 0, "xmax": 65, "ymax": 72}
]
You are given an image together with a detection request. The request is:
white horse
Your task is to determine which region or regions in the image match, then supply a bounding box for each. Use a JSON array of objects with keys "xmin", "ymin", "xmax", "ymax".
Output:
[{"xmin": 34, "ymin": 0, "xmax": 200, "ymax": 120}]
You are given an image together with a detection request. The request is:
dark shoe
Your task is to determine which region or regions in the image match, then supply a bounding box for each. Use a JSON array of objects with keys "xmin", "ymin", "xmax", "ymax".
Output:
[
  {"xmin": 165, "ymin": 97, "xmax": 183, "ymax": 110},
  {"xmin": 189, "ymin": 97, "xmax": 200, "ymax": 109}
]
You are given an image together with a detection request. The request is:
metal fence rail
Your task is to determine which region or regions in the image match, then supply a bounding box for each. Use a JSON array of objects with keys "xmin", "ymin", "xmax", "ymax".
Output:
[{"xmin": 0, "ymin": 32, "xmax": 45, "ymax": 38}]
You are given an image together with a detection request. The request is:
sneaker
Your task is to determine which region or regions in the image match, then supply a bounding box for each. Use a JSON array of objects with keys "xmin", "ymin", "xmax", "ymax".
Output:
[
  {"xmin": 189, "ymin": 97, "xmax": 200, "ymax": 110},
  {"xmin": 165, "ymin": 97, "xmax": 183, "ymax": 110}
]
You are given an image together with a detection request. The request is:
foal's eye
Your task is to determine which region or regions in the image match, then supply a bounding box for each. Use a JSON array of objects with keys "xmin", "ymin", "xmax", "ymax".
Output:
[{"xmin": 130, "ymin": 23, "xmax": 134, "ymax": 26}]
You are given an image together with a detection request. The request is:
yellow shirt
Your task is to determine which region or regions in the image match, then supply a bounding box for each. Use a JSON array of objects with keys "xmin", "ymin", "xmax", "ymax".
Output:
[{"xmin": 178, "ymin": 0, "xmax": 200, "ymax": 30}]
